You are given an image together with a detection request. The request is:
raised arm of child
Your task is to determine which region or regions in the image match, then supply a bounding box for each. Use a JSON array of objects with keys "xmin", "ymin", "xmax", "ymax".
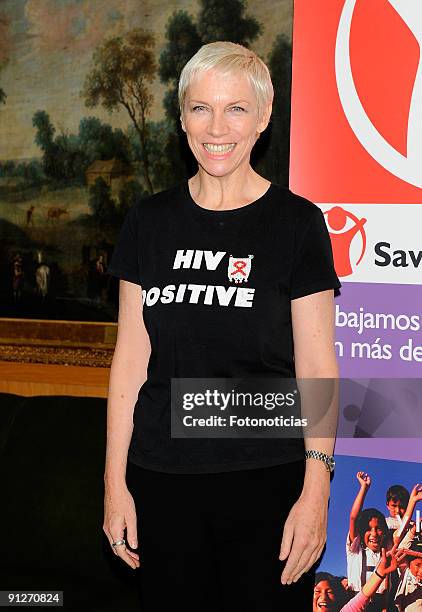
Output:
[
  {"xmin": 349, "ymin": 471, "xmax": 372, "ymax": 544},
  {"xmin": 393, "ymin": 483, "xmax": 422, "ymax": 545},
  {"xmin": 340, "ymin": 546, "xmax": 405, "ymax": 612},
  {"xmin": 397, "ymin": 523, "xmax": 416, "ymax": 550}
]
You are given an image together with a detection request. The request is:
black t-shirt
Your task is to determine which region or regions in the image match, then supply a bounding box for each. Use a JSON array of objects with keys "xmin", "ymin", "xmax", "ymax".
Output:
[{"xmin": 107, "ymin": 179, "xmax": 341, "ymax": 474}]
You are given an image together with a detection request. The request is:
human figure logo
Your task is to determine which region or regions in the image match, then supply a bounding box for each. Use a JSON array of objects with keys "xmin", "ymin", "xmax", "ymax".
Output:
[{"xmin": 324, "ymin": 206, "xmax": 367, "ymax": 277}]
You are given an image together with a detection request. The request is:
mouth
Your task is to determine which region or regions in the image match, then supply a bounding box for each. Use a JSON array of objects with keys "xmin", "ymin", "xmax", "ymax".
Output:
[
  {"xmin": 202, "ymin": 142, "xmax": 236, "ymax": 156},
  {"xmin": 368, "ymin": 537, "xmax": 380, "ymax": 546},
  {"xmin": 317, "ymin": 603, "xmax": 331, "ymax": 609}
]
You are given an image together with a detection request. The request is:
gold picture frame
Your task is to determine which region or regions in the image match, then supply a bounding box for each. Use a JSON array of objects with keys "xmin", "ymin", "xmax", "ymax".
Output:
[{"xmin": 0, "ymin": 317, "xmax": 117, "ymax": 368}]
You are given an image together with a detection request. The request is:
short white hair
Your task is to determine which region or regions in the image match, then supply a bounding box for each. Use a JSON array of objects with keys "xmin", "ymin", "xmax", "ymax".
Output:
[{"xmin": 178, "ymin": 41, "xmax": 274, "ymax": 122}]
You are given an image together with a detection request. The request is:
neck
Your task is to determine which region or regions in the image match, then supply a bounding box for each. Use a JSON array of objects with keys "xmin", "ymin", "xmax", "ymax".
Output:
[{"xmin": 189, "ymin": 167, "xmax": 271, "ymax": 211}]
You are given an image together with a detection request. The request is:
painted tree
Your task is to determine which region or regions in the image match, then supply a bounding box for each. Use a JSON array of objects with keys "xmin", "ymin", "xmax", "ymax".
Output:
[
  {"xmin": 128, "ymin": 120, "xmax": 175, "ymax": 190},
  {"xmin": 32, "ymin": 110, "xmax": 61, "ymax": 180},
  {"xmin": 158, "ymin": 11, "xmax": 202, "ymax": 179},
  {"xmin": 82, "ymin": 29, "xmax": 156, "ymax": 193},
  {"xmin": 196, "ymin": 0, "xmax": 261, "ymax": 45},
  {"xmin": 88, "ymin": 177, "xmax": 116, "ymax": 225},
  {"xmin": 158, "ymin": 0, "xmax": 262, "ymax": 180},
  {"xmin": 118, "ymin": 179, "xmax": 147, "ymax": 222},
  {"xmin": 159, "ymin": 11, "xmax": 202, "ymax": 121},
  {"xmin": 32, "ymin": 111, "xmax": 81, "ymax": 183},
  {"xmin": 78, "ymin": 117, "xmax": 131, "ymax": 166},
  {"xmin": 0, "ymin": 12, "xmax": 9, "ymax": 105},
  {"xmin": 159, "ymin": 1, "xmax": 261, "ymax": 121},
  {"xmin": 265, "ymin": 33, "xmax": 292, "ymax": 186}
]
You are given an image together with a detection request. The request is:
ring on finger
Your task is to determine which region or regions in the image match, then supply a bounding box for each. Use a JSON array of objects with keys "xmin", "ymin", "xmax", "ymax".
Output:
[{"xmin": 112, "ymin": 538, "xmax": 126, "ymax": 548}]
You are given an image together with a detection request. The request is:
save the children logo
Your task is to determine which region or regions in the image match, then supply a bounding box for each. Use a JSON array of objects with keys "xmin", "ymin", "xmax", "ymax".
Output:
[
  {"xmin": 319, "ymin": 203, "xmax": 422, "ymax": 284},
  {"xmin": 141, "ymin": 249, "xmax": 256, "ymax": 308},
  {"xmin": 324, "ymin": 206, "xmax": 367, "ymax": 277},
  {"xmin": 336, "ymin": 0, "xmax": 422, "ymax": 188},
  {"xmin": 228, "ymin": 255, "xmax": 254, "ymax": 283}
]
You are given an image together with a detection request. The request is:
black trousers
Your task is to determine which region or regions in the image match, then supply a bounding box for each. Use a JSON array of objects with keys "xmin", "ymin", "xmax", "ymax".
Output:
[{"xmin": 125, "ymin": 459, "xmax": 316, "ymax": 611}]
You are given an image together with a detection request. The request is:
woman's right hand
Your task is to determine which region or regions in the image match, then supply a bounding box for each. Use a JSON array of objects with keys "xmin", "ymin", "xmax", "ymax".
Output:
[{"xmin": 103, "ymin": 483, "xmax": 140, "ymax": 569}]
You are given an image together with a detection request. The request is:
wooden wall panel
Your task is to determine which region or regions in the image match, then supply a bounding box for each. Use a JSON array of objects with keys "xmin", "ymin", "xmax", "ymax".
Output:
[{"xmin": 0, "ymin": 362, "xmax": 110, "ymax": 398}]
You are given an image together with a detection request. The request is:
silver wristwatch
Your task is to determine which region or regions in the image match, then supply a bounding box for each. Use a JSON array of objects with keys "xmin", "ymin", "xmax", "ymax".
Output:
[{"xmin": 304, "ymin": 450, "xmax": 335, "ymax": 473}]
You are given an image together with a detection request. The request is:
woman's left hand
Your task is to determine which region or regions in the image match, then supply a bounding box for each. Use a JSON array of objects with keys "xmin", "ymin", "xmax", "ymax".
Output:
[{"xmin": 278, "ymin": 489, "xmax": 328, "ymax": 584}]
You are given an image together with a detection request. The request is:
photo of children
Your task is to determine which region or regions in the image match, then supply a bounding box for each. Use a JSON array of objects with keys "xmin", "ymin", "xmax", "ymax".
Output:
[{"xmin": 316, "ymin": 456, "xmax": 422, "ymax": 611}]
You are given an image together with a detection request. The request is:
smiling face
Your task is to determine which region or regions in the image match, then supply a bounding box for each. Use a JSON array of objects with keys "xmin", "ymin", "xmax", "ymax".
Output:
[
  {"xmin": 409, "ymin": 558, "xmax": 422, "ymax": 581},
  {"xmin": 313, "ymin": 580, "xmax": 336, "ymax": 612},
  {"xmin": 180, "ymin": 68, "xmax": 271, "ymax": 178},
  {"xmin": 364, "ymin": 517, "xmax": 385, "ymax": 552}
]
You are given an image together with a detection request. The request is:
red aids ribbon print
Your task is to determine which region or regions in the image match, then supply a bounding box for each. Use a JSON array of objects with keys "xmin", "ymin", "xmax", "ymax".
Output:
[
  {"xmin": 230, "ymin": 260, "xmax": 247, "ymax": 276},
  {"xmin": 228, "ymin": 254, "xmax": 254, "ymax": 284}
]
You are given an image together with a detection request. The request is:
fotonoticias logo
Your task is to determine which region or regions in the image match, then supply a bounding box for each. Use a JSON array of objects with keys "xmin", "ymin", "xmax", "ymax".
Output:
[{"xmin": 335, "ymin": 0, "xmax": 422, "ymax": 188}]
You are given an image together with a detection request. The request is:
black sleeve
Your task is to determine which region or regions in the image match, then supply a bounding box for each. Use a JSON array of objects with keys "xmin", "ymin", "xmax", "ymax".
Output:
[
  {"xmin": 107, "ymin": 204, "xmax": 142, "ymax": 286},
  {"xmin": 290, "ymin": 204, "xmax": 341, "ymax": 300}
]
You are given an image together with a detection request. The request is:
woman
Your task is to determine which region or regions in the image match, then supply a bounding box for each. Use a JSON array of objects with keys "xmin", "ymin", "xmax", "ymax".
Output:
[{"xmin": 104, "ymin": 41, "xmax": 341, "ymax": 611}]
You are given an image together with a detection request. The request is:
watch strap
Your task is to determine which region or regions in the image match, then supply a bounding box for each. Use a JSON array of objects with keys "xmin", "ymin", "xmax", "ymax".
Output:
[{"xmin": 304, "ymin": 450, "xmax": 335, "ymax": 472}]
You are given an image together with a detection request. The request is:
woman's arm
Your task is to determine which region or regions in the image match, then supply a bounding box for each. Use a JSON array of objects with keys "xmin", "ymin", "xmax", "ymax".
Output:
[
  {"xmin": 292, "ymin": 288, "xmax": 339, "ymax": 490},
  {"xmin": 280, "ymin": 289, "xmax": 338, "ymax": 584},
  {"xmin": 397, "ymin": 523, "xmax": 416, "ymax": 550},
  {"xmin": 104, "ymin": 279, "xmax": 151, "ymax": 491}
]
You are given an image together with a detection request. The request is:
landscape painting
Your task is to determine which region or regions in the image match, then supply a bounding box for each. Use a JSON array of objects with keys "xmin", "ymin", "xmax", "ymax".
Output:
[{"xmin": 0, "ymin": 0, "xmax": 293, "ymax": 327}]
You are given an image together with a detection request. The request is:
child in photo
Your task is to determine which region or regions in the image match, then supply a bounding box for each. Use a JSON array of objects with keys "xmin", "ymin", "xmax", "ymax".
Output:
[
  {"xmin": 394, "ymin": 535, "xmax": 422, "ymax": 611},
  {"xmin": 387, "ymin": 485, "xmax": 422, "ymax": 610},
  {"xmin": 385, "ymin": 485, "xmax": 410, "ymax": 532},
  {"xmin": 313, "ymin": 572, "xmax": 349, "ymax": 611},
  {"xmin": 347, "ymin": 472, "xmax": 392, "ymax": 611},
  {"xmin": 314, "ymin": 547, "xmax": 404, "ymax": 612},
  {"xmin": 393, "ymin": 485, "xmax": 422, "ymax": 545}
]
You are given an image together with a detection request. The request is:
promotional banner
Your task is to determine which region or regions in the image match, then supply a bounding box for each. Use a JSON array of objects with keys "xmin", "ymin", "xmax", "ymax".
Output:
[
  {"xmin": 290, "ymin": 0, "xmax": 422, "ymax": 390},
  {"xmin": 318, "ymin": 455, "xmax": 422, "ymax": 611},
  {"xmin": 291, "ymin": 1, "xmax": 422, "ymax": 608}
]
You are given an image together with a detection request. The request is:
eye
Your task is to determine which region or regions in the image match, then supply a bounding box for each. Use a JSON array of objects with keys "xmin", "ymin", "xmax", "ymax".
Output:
[
  {"xmin": 192, "ymin": 105, "xmax": 207, "ymax": 112},
  {"xmin": 230, "ymin": 106, "xmax": 245, "ymax": 112}
]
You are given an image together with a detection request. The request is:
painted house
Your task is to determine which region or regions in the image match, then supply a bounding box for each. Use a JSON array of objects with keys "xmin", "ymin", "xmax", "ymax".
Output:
[{"xmin": 85, "ymin": 158, "xmax": 134, "ymax": 191}]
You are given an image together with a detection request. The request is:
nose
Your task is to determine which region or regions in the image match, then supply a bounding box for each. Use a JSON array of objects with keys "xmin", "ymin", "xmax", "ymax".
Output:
[{"xmin": 207, "ymin": 109, "xmax": 229, "ymax": 138}]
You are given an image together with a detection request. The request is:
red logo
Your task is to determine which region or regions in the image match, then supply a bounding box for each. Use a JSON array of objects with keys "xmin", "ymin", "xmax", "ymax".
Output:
[
  {"xmin": 227, "ymin": 255, "xmax": 254, "ymax": 283},
  {"xmin": 290, "ymin": 0, "xmax": 422, "ymax": 202},
  {"xmin": 324, "ymin": 206, "xmax": 367, "ymax": 277}
]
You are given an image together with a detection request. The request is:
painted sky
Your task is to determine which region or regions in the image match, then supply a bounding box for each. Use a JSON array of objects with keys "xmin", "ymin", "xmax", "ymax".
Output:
[{"xmin": 0, "ymin": 0, "xmax": 292, "ymax": 161}]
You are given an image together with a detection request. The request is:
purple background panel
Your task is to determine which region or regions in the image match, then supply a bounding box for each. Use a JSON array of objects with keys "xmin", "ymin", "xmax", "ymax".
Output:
[
  {"xmin": 335, "ymin": 437, "xmax": 422, "ymax": 463},
  {"xmin": 335, "ymin": 282, "xmax": 422, "ymax": 377}
]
